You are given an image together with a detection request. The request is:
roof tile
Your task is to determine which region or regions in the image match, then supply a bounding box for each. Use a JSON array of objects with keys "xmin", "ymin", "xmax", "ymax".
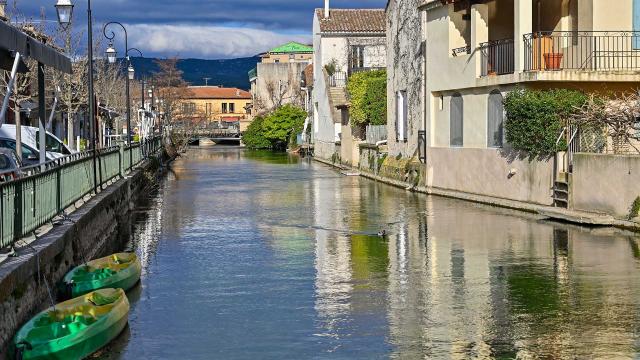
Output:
[
  {"xmin": 315, "ymin": 9, "xmax": 385, "ymax": 34},
  {"xmin": 187, "ymin": 87, "xmax": 251, "ymax": 100}
]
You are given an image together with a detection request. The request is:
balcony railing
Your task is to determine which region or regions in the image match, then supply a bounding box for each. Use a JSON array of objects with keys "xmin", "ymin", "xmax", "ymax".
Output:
[
  {"xmin": 480, "ymin": 39, "xmax": 515, "ymax": 76},
  {"xmin": 328, "ymin": 71, "xmax": 347, "ymax": 87},
  {"xmin": 524, "ymin": 31, "xmax": 640, "ymax": 72}
]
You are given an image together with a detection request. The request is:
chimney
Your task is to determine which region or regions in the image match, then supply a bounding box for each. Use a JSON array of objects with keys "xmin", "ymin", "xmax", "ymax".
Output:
[{"xmin": 324, "ymin": 0, "xmax": 330, "ymax": 18}]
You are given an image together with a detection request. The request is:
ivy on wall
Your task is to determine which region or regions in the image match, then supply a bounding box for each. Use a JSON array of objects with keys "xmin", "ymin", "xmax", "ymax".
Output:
[
  {"xmin": 347, "ymin": 70, "xmax": 387, "ymax": 126},
  {"xmin": 504, "ymin": 88, "xmax": 587, "ymax": 157}
]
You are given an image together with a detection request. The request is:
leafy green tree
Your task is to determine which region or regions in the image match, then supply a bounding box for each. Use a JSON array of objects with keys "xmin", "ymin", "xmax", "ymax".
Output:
[
  {"xmin": 243, "ymin": 116, "xmax": 271, "ymax": 149},
  {"xmin": 504, "ymin": 88, "xmax": 587, "ymax": 157},
  {"xmin": 347, "ymin": 70, "xmax": 387, "ymax": 126},
  {"xmin": 261, "ymin": 105, "xmax": 307, "ymax": 149}
]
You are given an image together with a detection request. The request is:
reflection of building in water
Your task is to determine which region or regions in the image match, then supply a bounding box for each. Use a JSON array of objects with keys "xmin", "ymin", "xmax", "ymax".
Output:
[
  {"xmin": 307, "ymin": 166, "xmax": 639, "ymax": 358},
  {"xmin": 312, "ymin": 175, "xmax": 353, "ymax": 334}
]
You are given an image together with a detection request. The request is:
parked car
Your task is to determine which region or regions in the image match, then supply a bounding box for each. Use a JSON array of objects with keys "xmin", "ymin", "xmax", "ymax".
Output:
[
  {"xmin": 0, "ymin": 125, "xmax": 73, "ymax": 166},
  {"xmin": 0, "ymin": 148, "xmax": 22, "ymax": 182}
]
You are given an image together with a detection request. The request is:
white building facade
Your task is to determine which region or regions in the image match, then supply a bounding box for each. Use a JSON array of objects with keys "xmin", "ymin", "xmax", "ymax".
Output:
[{"xmin": 312, "ymin": 2, "xmax": 387, "ymax": 161}]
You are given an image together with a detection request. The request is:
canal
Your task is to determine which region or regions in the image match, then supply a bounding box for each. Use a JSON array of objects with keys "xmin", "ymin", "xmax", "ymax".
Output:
[{"xmin": 103, "ymin": 147, "xmax": 640, "ymax": 359}]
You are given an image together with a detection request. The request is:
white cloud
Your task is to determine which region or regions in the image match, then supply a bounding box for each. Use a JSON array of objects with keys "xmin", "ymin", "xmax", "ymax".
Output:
[{"xmin": 126, "ymin": 24, "xmax": 311, "ymax": 59}]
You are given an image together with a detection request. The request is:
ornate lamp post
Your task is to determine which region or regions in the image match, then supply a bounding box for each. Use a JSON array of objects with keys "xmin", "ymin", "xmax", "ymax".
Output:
[
  {"xmin": 103, "ymin": 21, "xmax": 143, "ymax": 170},
  {"xmin": 55, "ymin": 0, "xmax": 100, "ymax": 194}
]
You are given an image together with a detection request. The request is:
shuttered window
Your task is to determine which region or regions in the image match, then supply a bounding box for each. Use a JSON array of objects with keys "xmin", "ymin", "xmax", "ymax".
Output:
[
  {"xmin": 396, "ymin": 91, "xmax": 408, "ymax": 142},
  {"xmin": 450, "ymin": 93, "xmax": 463, "ymax": 147},
  {"xmin": 487, "ymin": 90, "xmax": 504, "ymax": 148}
]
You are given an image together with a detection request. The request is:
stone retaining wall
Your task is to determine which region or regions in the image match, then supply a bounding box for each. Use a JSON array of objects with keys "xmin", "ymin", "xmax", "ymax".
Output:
[{"xmin": 0, "ymin": 158, "xmax": 163, "ymax": 359}]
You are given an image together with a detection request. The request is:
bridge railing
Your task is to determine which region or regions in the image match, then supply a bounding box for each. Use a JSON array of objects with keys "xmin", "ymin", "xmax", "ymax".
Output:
[{"xmin": 0, "ymin": 136, "xmax": 163, "ymax": 250}]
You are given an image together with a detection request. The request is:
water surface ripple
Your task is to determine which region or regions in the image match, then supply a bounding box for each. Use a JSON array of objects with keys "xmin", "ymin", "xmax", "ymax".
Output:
[{"xmin": 102, "ymin": 147, "xmax": 640, "ymax": 359}]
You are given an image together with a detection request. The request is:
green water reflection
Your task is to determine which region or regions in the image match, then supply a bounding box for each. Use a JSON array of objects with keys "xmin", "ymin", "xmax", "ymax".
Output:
[{"xmin": 113, "ymin": 148, "xmax": 640, "ymax": 359}]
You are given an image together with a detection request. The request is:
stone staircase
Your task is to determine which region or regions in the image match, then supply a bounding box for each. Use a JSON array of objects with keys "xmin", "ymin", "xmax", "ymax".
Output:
[
  {"xmin": 553, "ymin": 172, "xmax": 570, "ymax": 208},
  {"xmin": 328, "ymin": 86, "xmax": 349, "ymax": 125}
]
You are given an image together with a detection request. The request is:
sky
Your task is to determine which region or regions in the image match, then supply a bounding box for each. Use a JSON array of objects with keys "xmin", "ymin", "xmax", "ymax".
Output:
[{"xmin": 17, "ymin": 0, "xmax": 386, "ymax": 59}]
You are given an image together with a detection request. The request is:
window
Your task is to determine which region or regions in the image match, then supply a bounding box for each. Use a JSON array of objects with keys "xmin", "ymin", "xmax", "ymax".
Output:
[
  {"xmin": 222, "ymin": 103, "xmax": 228, "ymax": 113},
  {"xmin": 396, "ymin": 91, "xmax": 408, "ymax": 142},
  {"xmin": 182, "ymin": 102, "xmax": 195, "ymax": 114},
  {"xmin": 0, "ymin": 139, "xmax": 37, "ymax": 162},
  {"xmin": 0, "ymin": 154, "xmax": 10, "ymax": 170},
  {"xmin": 487, "ymin": 90, "xmax": 504, "ymax": 148},
  {"xmin": 229, "ymin": 103, "xmax": 235, "ymax": 113},
  {"xmin": 350, "ymin": 45, "xmax": 366, "ymax": 70},
  {"xmin": 36, "ymin": 132, "xmax": 71, "ymax": 154},
  {"xmin": 450, "ymin": 93, "xmax": 463, "ymax": 147}
]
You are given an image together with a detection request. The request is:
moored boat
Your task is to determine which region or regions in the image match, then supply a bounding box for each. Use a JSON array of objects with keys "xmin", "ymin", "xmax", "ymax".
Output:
[
  {"xmin": 13, "ymin": 288, "xmax": 129, "ymax": 360},
  {"xmin": 63, "ymin": 253, "xmax": 142, "ymax": 298}
]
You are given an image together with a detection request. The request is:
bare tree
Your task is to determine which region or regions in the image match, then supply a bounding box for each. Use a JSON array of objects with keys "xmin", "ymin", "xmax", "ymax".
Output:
[
  {"xmin": 153, "ymin": 58, "xmax": 193, "ymax": 151},
  {"xmin": 572, "ymin": 92, "xmax": 640, "ymax": 154}
]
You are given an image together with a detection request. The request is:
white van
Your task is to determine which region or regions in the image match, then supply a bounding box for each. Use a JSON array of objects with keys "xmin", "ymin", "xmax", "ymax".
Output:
[{"xmin": 0, "ymin": 125, "xmax": 73, "ymax": 166}]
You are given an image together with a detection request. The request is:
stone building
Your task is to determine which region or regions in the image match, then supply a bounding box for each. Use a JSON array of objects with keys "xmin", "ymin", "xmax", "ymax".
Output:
[
  {"xmin": 249, "ymin": 42, "xmax": 313, "ymax": 116},
  {"xmin": 312, "ymin": 0, "xmax": 387, "ymax": 162},
  {"xmin": 386, "ymin": 0, "xmax": 426, "ymax": 160}
]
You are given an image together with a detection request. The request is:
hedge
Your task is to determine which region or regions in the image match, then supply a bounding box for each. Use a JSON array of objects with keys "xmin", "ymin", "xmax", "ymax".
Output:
[
  {"xmin": 504, "ymin": 88, "xmax": 587, "ymax": 157},
  {"xmin": 347, "ymin": 70, "xmax": 387, "ymax": 126}
]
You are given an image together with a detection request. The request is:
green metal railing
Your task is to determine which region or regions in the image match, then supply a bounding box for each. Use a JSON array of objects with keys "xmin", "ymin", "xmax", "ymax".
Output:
[{"xmin": 0, "ymin": 137, "xmax": 163, "ymax": 250}]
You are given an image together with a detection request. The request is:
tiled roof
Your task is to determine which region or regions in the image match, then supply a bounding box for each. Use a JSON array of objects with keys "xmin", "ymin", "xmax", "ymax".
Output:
[
  {"xmin": 315, "ymin": 9, "xmax": 385, "ymax": 34},
  {"xmin": 268, "ymin": 42, "xmax": 313, "ymax": 54},
  {"xmin": 187, "ymin": 87, "xmax": 251, "ymax": 100}
]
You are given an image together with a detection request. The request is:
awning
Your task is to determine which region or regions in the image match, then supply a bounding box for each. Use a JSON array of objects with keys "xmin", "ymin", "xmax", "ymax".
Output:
[
  {"xmin": 221, "ymin": 117, "xmax": 240, "ymax": 122},
  {"xmin": 0, "ymin": 21, "xmax": 72, "ymax": 74}
]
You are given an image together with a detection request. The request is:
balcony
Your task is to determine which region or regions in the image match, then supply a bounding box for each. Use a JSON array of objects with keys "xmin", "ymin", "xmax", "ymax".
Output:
[
  {"xmin": 524, "ymin": 31, "xmax": 640, "ymax": 72},
  {"xmin": 477, "ymin": 31, "xmax": 640, "ymax": 77},
  {"xmin": 480, "ymin": 39, "xmax": 515, "ymax": 76}
]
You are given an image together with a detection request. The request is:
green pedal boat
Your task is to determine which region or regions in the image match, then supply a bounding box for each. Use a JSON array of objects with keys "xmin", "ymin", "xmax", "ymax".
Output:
[
  {"xmin": 63, "ymin": 253, "xmax": 142, "ymax": 297},
  {"xmin": 13, "ymin": 288, "xmax": 130, "ymax": 360}
]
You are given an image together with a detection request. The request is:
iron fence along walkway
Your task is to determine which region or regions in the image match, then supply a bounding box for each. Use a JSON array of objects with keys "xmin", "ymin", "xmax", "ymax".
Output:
[{"xmin": 0, "ymin": 137, "xmax": 163, "ymax": 250}]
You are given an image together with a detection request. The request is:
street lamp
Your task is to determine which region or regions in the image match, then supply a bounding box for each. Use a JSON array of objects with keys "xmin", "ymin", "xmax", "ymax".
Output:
[
  {"xmin": 105, "ymin": 43, "xmax": 117, "ymax": 64},
  {"xmin": 103, "ymin": 21, "xmax": 143, "ymax": 170},
  {"xmin": 55, "ymin": 0, "xmax": 100, "ymax": 194},
  {"xmin": 54, "ymin": 0, "xmax": 73, "ymax": 27}
]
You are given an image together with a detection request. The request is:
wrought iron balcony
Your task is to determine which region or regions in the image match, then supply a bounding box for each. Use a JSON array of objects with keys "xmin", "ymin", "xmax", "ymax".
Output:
[
  {"xmin": 524, "ymin": 31, "xmax": 640, "ymax": 72},
  {"xmin": 480, "ymin": 39, "xmax": 515, "ymax": 76}
]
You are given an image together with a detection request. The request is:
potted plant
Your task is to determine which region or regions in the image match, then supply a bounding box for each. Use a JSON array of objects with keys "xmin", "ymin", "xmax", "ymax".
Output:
[{"xmin": 543, "ymin": 52, "xmax": 563, "ymax": 70}]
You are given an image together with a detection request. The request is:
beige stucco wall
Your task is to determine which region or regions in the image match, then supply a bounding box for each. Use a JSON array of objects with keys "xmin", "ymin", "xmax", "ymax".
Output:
[
  {"xmin": 427, "ymin": 147, "xmax": 555, "ymax": 205},
  {"xmin": 179, "ymin": 98, "xmax": 251, "ymax": 122},
  {"xmin": 572, "ymin": 153, "xmax": 640, "ymax": 218},
  {"xmin": 431, "ymin": 87, "xmax": 513, "ymax": 149}
]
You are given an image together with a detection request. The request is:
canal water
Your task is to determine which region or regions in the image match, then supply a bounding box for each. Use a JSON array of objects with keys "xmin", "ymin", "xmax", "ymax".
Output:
[{"xmin": 102, "ymin": 147, "xmax": 640, "ymax": 359}]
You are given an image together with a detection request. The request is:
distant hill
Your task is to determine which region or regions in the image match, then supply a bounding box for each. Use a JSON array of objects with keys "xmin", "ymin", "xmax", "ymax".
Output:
[{"xmin": 128, "ymin": 56, "xmax": 260, "ymax": 90}]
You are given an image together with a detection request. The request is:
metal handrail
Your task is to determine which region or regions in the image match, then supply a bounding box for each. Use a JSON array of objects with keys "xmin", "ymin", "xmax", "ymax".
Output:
[{"xmin": 0, "ymin": 136, "xmax": 164, "ymax": 250}]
